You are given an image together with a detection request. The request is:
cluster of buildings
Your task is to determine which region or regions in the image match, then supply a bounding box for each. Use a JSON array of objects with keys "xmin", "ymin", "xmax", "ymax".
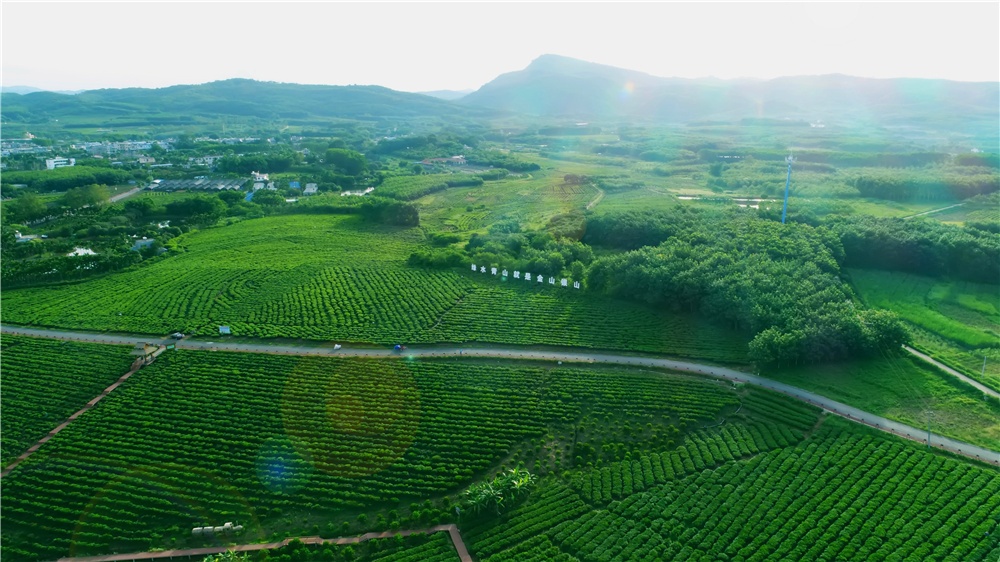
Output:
[
  {"xmin": 1, "ymin": 140, "xmax": 52, "ymax": 157},
  {"xmin": 149, "ymin": 178, "xmax": 245, "ymax": 191},
  {"xmin": 72, "ymin": 140, "xmax": 171, "ymax": 156}
]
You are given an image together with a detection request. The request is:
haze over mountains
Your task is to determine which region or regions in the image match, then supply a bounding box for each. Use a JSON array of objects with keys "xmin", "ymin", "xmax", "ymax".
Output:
[{"xmin": 2, "ymin": 54, "xmax": 997, "ymax": 135}]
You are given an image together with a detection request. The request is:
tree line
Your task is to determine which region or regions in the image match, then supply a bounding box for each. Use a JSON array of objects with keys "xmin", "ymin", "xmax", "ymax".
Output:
[{"xmin": 585, "ymin": 211, "xmax": 908, "ymax": 365}]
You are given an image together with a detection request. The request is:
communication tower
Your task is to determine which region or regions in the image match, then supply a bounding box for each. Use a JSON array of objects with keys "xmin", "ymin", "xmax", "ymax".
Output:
[{"xmin": 781, "ymin": 155, "xmax": 795, "ymax": 224}]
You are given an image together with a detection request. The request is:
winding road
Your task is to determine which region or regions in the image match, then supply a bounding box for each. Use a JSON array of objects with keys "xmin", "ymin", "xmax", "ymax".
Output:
[{"xmin": 2, "ymin": 324, "xmax": 998, "ymax": 466}]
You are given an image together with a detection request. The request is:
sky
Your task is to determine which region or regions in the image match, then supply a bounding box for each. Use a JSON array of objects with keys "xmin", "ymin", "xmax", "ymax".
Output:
[{"xmin": 2, "ymin": 2, "xmax": 998, "ymax": 93}]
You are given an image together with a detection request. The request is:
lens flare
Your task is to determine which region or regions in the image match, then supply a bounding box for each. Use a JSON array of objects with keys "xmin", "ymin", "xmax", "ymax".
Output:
[{"xmin": 620, "ymin": 81, "xmax": 635, "ymax": 101}]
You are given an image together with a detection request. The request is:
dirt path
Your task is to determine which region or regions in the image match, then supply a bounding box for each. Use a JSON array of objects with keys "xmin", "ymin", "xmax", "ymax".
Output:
[
  {"xmin": 585, "ymin": 185, "xmax": 604, "ymax": 210},
  {"xmin": 903, "ymin": 202, "xmax": 964, "ymax": 219},
  {"xmin": 108, "ymin": 187, "xmax": 142, "ymax": 204},
  {"xmin": 2, "ymin": 325, "xmax": 997, "ymax": 466},
  {"xmin": 54, "ymin": 524, "xmax": 472, "ymax": 562},
  {"xmin": 903, "ymin": 345, "xmax": 1000, "ymax": 399},
  {"xmin": 0, "ymin": 347, "xmax": 162, "ymax": 479}
]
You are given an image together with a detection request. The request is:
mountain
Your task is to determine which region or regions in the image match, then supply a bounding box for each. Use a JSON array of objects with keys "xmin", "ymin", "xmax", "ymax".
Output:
[
  {"xmin": 418, "ymin": 89, "xmax": 475, "ymax": 101},
  {"xmin": 461, "ymin": 54, "xmax": 1000, "ymax": 128},
  {"xmin": 0, "ymin": 79, "xmax": 492, "ymax": 128},
  {"xmin": 1, "ymin": 85, "xmax": 82, "ymax": 95}
]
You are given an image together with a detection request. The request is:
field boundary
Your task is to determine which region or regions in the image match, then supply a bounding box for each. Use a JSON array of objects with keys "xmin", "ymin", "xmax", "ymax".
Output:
[
  {"xmin": 0, "ymin": 346, "xmax": 163, "ymax": 479},
  {"xmin": 3, "ymin": 324, "xmax": 997, "ymax": 465},
  {"xmin": 53, "ymin": 524, "xmax": 472, "ymax": 562},
  {"xmin": 904, "ymin": 345, "xmax": 1000, "ymax": 399}
]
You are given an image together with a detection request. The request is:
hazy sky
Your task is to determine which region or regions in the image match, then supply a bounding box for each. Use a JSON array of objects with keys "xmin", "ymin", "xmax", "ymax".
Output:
[{"xmin": 3, "ymin": 2, "xmax": 998, "ymax": 92}]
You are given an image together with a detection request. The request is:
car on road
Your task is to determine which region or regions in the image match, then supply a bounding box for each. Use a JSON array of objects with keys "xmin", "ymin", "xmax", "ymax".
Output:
[{"xmin": 170, "ymin": 332, "xmax": 185, "ymax": 339}]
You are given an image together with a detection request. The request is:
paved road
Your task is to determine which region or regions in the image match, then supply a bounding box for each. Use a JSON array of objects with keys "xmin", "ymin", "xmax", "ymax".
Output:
[
  {"xmin": 904, "ymin": 345, "xmax": 1000, "ymax": 399},
  {"xmin": 55, "ymin": 524, "xmax": 472, "ymax": 562},
  {"xmin": 3, "ymin": 325, "xmax": 997, "ymax": 466}
]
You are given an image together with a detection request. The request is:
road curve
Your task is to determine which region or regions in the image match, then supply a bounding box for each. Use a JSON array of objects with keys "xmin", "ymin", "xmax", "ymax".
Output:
[
  {"xmin": 903, "ymin": 345, "xmax": 1000, "ymax": 399},
  {"xmin": 3, "ymin": 324, "xmax": 998, "ymax": 466}
]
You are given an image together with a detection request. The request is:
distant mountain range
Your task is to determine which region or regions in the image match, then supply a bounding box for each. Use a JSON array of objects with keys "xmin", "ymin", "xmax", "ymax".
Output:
[
  {"xmin": 2, "ymin": 55, "xmax": 997, "ymax": 135},
  {"xmin": 460, "ymin": 54, "xmax": 999, "ymax": 129},
  {"xmin": 1, "ymin": 85, "xmax": 82, "ymax": 95},
  {"xmin": 418, "ymin": 89, "xmax": 475, "ymax": 101},
  {"xmin": 0, "ymin": 79, "xmax": 491, "ymax": 128}
]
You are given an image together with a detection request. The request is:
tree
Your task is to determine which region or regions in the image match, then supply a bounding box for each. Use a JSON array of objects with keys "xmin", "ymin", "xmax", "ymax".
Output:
[
  {"xmin": 325, "ymin": 149, "xmax": 367, "ymax": 176},
  {"xmin": 3, "ymin": 192, "xmax": 47, "ymax": 223},
  {"xmin": 203, "ymin": 550, "xmax": 249, "ymax": 562},
  {"xmin": 62, "ymin": 184, "xmax": 109, "ymax": 209}
]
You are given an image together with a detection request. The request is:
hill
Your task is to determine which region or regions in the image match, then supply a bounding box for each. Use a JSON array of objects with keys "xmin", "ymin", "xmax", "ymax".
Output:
[
  {"xmin": 0, "ymin": 78, "xmax": 491, "ymax": 129},
  {"xmin": 461, "ymin": 54, "xmax": 999, "ymax": 132}
]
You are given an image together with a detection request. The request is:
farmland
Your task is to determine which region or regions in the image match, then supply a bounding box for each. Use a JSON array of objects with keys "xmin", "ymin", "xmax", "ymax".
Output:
[
  {"xmin": 0, "ymin": 214, "xmax": 749, "ymax": 363},
  {"xmin": 0, "ymin": 348, "xmax": 740, "ymax": 560},
  {"xmin": 764, "ymin": 354, "xmax": 1000, "ymax": 451},
  {"xmin": 2, "ymin": 344, "xmax": 998, "ymax": 561},
  {"xmin": 0, "ymin": 334, "xmax": 135, "ymax": 466},
  {"xmin": 849, "ymin": 268, "xmax": 1000, "ymax": 391}
]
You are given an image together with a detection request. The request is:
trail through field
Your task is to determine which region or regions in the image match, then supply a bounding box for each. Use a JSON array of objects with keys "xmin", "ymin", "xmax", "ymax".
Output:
[
  {"xmin": 108, "ymin": 187, "xmax": 142, "ymax": 204},
  {"xmin": 904, "ymin": 345, "xmax": 1000, "ymax": 399},
  {"xmin": 54, "ymin": 524, "xmax": 472, "ymax": 562},
  {"xmin": 903, "ymin": 202, "xmax": 964, "ymax": 219},
  {"xmin": 585, "ymin": 185, "xmax": 605, "ymax": 210},
  {"xmin": 2, "ymin": 325, "xmax": 997, "ymax": 465},
  {"xmin": 0, "ymin": 347, "xmax": 162, "ymax": 479}
]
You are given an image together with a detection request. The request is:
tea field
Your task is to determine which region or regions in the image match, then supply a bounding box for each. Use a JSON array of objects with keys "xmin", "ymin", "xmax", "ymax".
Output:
[
  {"xmin": 848, "ymin": 268, "xmax": 1000, "ymax": 390},
  {"xmin": 3, "ymin": 345, "xmax": 996, "ymax": 561},
  {"xmin": 0, "ymin": 334, "xmax": 135, "ymax": 467},
  {"xmin": 0, "ymin": 214, "xmax": 749, "ymax": 363}
]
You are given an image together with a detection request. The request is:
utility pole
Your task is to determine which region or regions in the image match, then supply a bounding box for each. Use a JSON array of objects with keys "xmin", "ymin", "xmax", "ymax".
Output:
[
  {"xmin": 925, "ymin": 410, "xmax": 933, "ymax": 449},
  {"xmin": 781, "ymin": 155, "xmax": 794, "ymax": 224},
  {"xmin": 983, "ymin": 356, "xmax": 988, "ymax": 378}
]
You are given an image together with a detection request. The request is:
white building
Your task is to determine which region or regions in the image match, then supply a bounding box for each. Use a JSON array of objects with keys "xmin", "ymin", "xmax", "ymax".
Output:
[
  {"xmin": 45, "ymin": 157, "xmax": 76, "ymax": 170},
  {"xmin": 303, "ymin": 183, "xmax": 318, "ymax": 195}
]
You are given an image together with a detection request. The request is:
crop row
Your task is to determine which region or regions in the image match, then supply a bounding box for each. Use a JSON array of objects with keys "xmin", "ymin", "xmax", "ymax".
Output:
[
  {"xmin": 596, "ymin": 432, "xmax": 1000, "ymax": 562},
  {"xmin": 0, "ymin": 351, "xmax": 740, "ymax": 560},
  {"xmin": 511, "ymin": 430, "xmax": 999, "ymax": 561},
  {"xmin": 0, "ymin": 335, "xmax": 135, "ymax": 466},
  {"xmin": 740, "ymin": 387, "xmax": 822, "ymax": 431},
  {"xmin": 466, "ymin": 483, "xmax": 590, "ymax": 558},
  {"xmin": 570, "ymin": 421, "xmax": 798, "ymax": 503},
  {"xmin": 481, "ymin": 534, "xmax": 580, "ymax": 562}
]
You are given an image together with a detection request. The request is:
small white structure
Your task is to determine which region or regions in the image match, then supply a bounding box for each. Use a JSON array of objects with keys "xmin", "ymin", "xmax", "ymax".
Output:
[
  {"xmin": 537, "ymin": 274, "xmax": 544, "ymax": 283},
  {"xmin": 45, "ymin": 157, "xmax": 76, "ymax": 170},
  {"xmin": 480, "ymin": 266, "xmax": 486, "ymax": 273},
  {"xmin": 14, "ymin": 231, "xmax": 39, "ymax": 243},
  {"xmin": 491, "ymin": 267, "xmax": 497, "ymax": 275},
  {"xmin": 253, "ymin": 182, "xmax": 265, "ymax": 191},
  {"xmin": 525, "ymin": 273, "xmax": 531, "ymax": 282},
  {"xmin": 471, "ymin": 264, "xmax": 477, "ymax": 271},
  {"xmin": 561, "ymin": 278, "xmax": 568, "ymax": 287},
  {"xmin": 574, "ymin": 281, "xmax": 581, "ymax": 289},
  {"xmin": 549, "ymin": 277, "xmax": 555, "ymax": 285},
  {"xmin": 502, "ymin": 269, "xmax": 508, "ymax": 277},
  {"xmin": 219, "ymin": 325, "xmax": 231, "ymax": 335},
  {"xmin": 513, "ymin": 271, "xmax": 520, "ymax": 279},
  {"xmin": 303, "ymin": 183, "xmax": 318, "ymax": 195},
  {"xmin": 252, "ymin": 171, "xmax": 269, "ymax": 181}
]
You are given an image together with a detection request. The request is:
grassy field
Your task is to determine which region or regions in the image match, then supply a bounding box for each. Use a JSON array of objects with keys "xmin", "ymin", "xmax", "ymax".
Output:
[
  {"xmin": 764, "ymin": 354, "xmax": 1000, "ymax": 451},
  {"xmin": 0, "ymin": 335, "xmax": 135, "ymax": 467},
  {"xmin": 848, "ymin": 268, "xmax": 1000, "ymax": 390},
  {"xmin": 3, "ymin": 346, "xmax": 995, "ymax": 561},
  {"xmin": 0, "ymin": 214, "xmax": 749, "ymax": 363}
]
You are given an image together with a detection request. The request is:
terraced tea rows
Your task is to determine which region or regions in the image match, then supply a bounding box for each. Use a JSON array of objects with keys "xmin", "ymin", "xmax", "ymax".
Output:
[
  {"xmin": 466, "ymin": 419, "xmax": 1000, "ymax": 562},
  {"xmin": 1, "ymin": 214, "xmax": 748, "ymax": 363},
  {"xmin": 0, "ymin": 335, "xmax": 135, "ymax": 466},
  {"xmin": 0, "ymin": 350, "xmax": 739, "ymax": 561}
]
